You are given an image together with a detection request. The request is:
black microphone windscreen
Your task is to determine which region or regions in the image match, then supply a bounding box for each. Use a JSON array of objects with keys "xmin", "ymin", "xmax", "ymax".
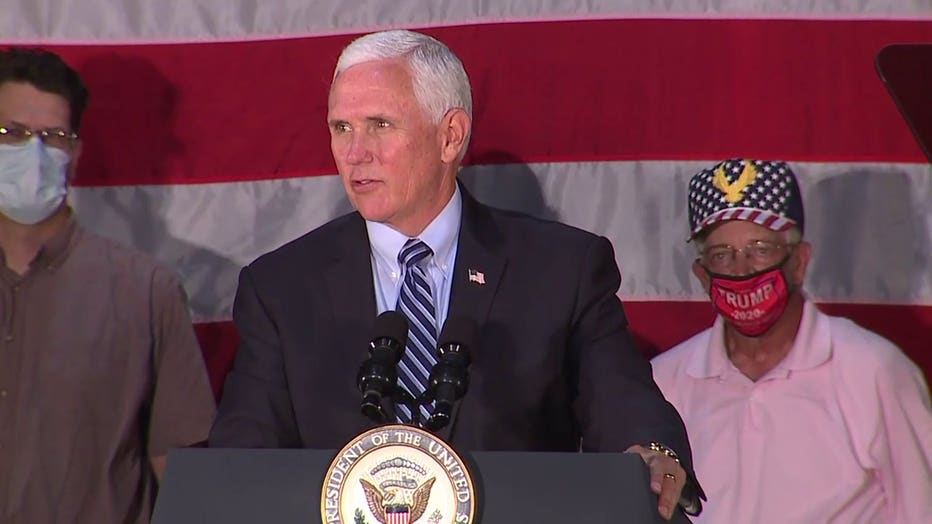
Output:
[
  {"xmin": 437, "ymin": 316, "xmax": 479, "ymax": 349},
  {"xmin": 370, "ymin": 310, "xmax": 409, "ymax": 345}
]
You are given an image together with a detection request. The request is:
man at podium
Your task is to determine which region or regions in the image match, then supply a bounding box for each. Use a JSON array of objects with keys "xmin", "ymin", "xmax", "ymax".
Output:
[{"xmin": 210, "ymin": 29, "xmax": 702, "ymax": 519}]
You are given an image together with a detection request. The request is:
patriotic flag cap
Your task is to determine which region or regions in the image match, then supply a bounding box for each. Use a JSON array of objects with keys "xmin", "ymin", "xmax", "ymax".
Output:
[{"xmin": 687, "ymin": 158, "xmax": 804, "ymax": 240}]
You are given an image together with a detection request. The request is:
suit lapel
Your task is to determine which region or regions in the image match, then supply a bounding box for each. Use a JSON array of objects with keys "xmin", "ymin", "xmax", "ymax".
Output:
[
  {"xmin": 319, "ymin": 190, "xmax": 508, "ymax": 436},
  {"xmin": 320, "ymin": 214, "xmax": 397, "ymax": 425},
  {"xmin": 448, "ymin": 185, "xmax": 507, "ymax": 328},
  {"xmin": 440, "ymin": 185, "xmax": 507, "ymax": 442},
  {"xmin": 323, "ymin": 213, "xmax": 378, "ymax": 335}
]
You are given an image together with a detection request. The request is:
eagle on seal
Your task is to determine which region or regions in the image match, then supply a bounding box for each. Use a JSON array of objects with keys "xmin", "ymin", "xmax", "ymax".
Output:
[{"xmin": 360, "ymin": 477, "xmax": 436, "ymax": 523}]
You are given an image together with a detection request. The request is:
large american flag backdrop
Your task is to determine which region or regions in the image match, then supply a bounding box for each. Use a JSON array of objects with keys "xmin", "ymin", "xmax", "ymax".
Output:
[{"xmin": 4, "ymin": 0, "xmax": 931, "ymax": 396}]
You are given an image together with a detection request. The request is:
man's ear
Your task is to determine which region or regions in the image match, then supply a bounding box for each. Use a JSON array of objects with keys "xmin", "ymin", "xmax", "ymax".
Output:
[
  {"xmin": 692, "ymin": 258, "xmax": 711, "ymax": 293},
  {"xmin": 439, "ymin": 108, "xmax": 470, "ymax": 164}
]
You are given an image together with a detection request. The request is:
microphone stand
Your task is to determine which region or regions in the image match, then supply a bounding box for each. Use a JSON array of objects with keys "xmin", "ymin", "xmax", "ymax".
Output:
[{"xmin": 393, "ymin": 388, "xmax": 425, "ymax": 428}]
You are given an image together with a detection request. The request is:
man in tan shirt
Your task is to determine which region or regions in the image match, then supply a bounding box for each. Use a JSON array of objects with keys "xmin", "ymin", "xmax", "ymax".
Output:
[{"xmin": 0, "ymin": 48, "xmax": 216, "ymax": 523}]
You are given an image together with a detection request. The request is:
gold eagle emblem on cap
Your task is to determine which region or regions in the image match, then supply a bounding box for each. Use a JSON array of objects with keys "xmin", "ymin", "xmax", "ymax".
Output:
[{"xmin": 713, "ymin": 161, "xmax": 757, "ymax": 203}]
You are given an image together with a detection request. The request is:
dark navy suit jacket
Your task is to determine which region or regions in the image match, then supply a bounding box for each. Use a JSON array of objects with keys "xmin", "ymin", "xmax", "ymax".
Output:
[{"xmin": 209, "ymin": 187, "xmax": 693, "ymax": 469}]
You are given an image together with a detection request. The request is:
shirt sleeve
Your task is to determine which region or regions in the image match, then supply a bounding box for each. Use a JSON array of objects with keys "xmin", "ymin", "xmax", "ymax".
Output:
[
  {"xmin": 870, "ymin": 351, "xmax": 932, "ymax": 523},
  {"xmin": 146, "ymin": 266, "xmax": 216, "ymax": 458}
]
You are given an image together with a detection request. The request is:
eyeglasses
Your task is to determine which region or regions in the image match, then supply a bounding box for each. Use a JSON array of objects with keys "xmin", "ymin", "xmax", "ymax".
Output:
[
  {"xmin": 700, "ymin": 240, "xmax": 796, "ymax": 273},
  {"xmin": 0, "ymin": 125, "xmax": 79, "ymax": 151}
]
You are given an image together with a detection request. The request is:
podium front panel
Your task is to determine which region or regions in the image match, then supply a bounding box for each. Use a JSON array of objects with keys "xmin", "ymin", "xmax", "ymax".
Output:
[{"xmin": 153, "ymin": 448, "xmax": 690, "ymax": 523}]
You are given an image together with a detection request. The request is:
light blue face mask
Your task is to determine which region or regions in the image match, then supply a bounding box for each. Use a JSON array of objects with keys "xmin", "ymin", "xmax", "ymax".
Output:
[{"xmin": 0, "ymin": 137, "xmax": 69, "ymax": 224}]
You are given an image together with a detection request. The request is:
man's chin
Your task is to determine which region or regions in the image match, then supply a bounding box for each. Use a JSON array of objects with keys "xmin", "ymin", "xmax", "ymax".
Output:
[{"xmin": 354, "ymin": 206, "xmax": 393, "ymax": 225}]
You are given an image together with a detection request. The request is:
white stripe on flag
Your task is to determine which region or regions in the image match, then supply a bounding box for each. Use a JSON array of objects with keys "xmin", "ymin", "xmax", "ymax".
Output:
[
  {"xmin": 5, "ymin": 0, "xmax": 930, "ymax": 43},
  {"xmin": 70, "ymin": 160, "xmax": 932, "ymax": 321}
]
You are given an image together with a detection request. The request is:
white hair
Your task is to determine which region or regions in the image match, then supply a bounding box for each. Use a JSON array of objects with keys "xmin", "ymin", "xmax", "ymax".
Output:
[
  {"xmin": 333, "ymin": 29, "xmax": 473, "ymax": 126},
  {"xmin": 694, "ymin": 225, "xmax": 803, "ymax": 254}
]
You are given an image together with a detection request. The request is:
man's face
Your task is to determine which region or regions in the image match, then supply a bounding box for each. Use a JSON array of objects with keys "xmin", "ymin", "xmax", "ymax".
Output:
[
  {"xmin": 692, "ymin": 220, "xmax": 810, "ymax": 286},
  {"xmin": 0, "ymin": 81, "xmax": 80, "ymax": 175},
  {"xmin": 327, "ymin": 59, "xmax": 457, "ymax": 237}
]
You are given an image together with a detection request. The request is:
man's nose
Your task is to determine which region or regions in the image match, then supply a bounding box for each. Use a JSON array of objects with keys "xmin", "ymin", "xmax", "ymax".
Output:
[
  {"xmin": 731, "ymin": 250, "xmax": 756, "ymax": 276},
  {"xmin": 345, "ymin": 132, "xmax": 372, "ymax": 164}
]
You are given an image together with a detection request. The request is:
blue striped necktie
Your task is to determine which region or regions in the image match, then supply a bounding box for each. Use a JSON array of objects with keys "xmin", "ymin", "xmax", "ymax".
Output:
[{"xmin": 395, "ymin": 238, "xmax": 438, "ymax": 425}]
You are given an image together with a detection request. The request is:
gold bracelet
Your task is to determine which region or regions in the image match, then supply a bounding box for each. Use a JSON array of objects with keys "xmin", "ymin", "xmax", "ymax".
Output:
[{"xmin": 648, "ymin": 441, "xmax": 681, "ymax": 464}]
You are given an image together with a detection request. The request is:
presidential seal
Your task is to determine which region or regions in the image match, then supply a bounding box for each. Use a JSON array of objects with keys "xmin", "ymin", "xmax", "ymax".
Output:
[{"xmin": 321, "ymin": 425, "xmax": 477, "ymax": 524}]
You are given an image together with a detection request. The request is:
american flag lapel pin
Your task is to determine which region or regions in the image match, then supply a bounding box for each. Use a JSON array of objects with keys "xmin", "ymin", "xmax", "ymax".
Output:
[{"xmin": 467, "ymin": 268, "xmax": 486, "ymax": 285}]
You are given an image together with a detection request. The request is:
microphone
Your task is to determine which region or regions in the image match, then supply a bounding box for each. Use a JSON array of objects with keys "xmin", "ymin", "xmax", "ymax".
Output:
[
  {"xmin": 424, "ymin": 316, "xmax": 479, "ymax": 431},
  {"xmin": 357, "ymin": 311, "xmax": 408, "ymax": 423}
]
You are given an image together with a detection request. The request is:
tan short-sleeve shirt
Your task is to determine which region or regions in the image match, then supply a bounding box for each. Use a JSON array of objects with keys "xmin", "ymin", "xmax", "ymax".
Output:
[{"xmin": 0, "ymin": 217, "xmax": 216, "ymax": 523}]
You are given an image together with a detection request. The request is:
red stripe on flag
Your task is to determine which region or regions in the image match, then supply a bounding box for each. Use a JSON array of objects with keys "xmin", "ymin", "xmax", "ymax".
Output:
[
  {"xmin": 41, "ymin": 18, "xmax": 932, "ymax": 187},
  {"xmin": 194, "ymin": 302, "xmax": 932, "ymax": 400}
]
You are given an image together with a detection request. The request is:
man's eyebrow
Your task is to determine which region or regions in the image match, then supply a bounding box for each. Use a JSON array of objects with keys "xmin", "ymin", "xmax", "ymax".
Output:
[
  {"xmin": 705, "ymin": 238, "xmax": 777, "ymax": 248},
  {"xmin": 1, "ymin": 121, "xmax": 71, "ymax": 133}
]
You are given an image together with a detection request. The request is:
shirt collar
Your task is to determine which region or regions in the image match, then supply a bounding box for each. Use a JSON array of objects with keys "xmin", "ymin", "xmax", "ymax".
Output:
[
  {"xmin": 774, "ymin": 300, "xmax": 832, "ymax": 372},
  {"xmin": 0, "ymin": 209, "xmax": 79, "ymax": 275},
  {"xmin": 366, "ymin": 185, "xmax": 462, "ymax": 274},
  {"xmin": 34, "ymin": 210, "xmax": 79, "ymax": 271},
  {"xmin": 685, "ymin": 300, "xmax": 832, "ymax": 379},
  {"xmin": 685, "ymin": 318, "xmax": 731, "ymax": 379}
]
